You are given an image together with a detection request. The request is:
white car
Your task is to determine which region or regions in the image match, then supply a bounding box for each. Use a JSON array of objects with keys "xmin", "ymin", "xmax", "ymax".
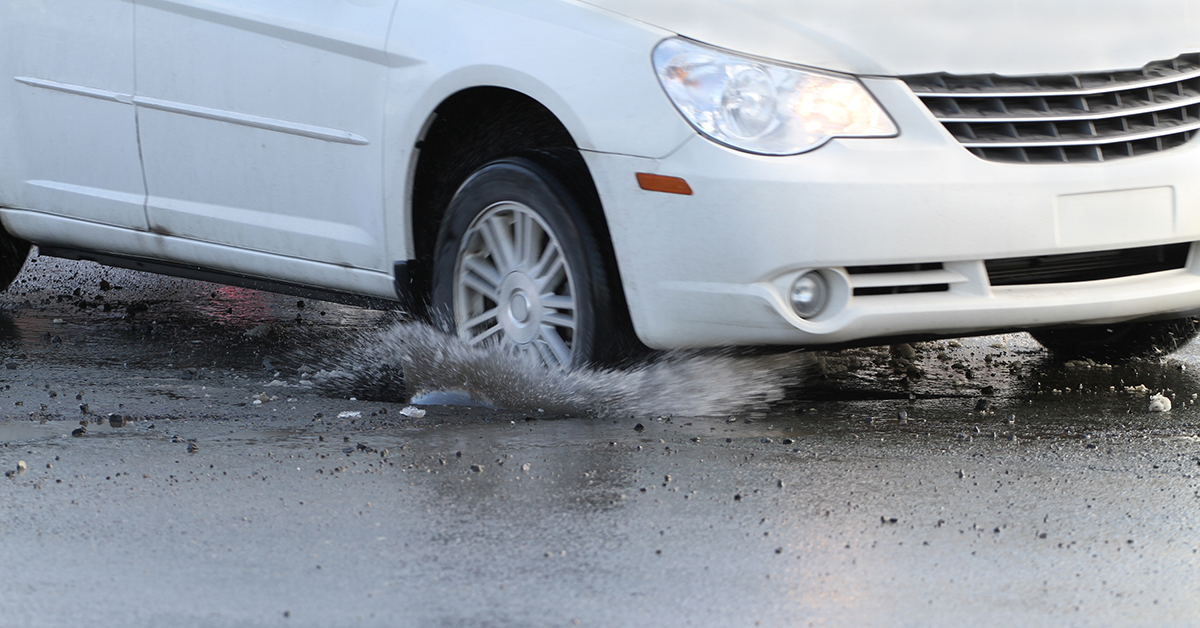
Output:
[{"xmin": 3, "ymin": 1, "xmax": 1200, "ymax": 367}]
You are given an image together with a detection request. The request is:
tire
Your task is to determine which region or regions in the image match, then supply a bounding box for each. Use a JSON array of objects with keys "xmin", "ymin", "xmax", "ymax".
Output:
[
  {"xmin": 431, "ymin": 156, "xmax": 627, "ymax": 369},
  {"xmin": 1030, "ymin": 316, "xmax": 1200, "ymax": 361},
  {"xmin": 0, "ymin": 224, "xmax": 29, "ymax": 291}
]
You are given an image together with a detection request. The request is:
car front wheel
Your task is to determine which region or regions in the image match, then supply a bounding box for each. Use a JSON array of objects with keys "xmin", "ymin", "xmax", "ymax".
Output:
[{"xmin": 431, "ymin": 156, "xmax": 625, "ymax": 369}]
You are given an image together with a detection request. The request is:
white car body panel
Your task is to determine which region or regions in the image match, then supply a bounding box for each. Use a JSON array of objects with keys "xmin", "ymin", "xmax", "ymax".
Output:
[
  {"xmin": 135, "ymin": 0, "xmax": 397, "ymax": 272},
  {"xmin": 2, "ymin": 0, "xmax": 1200, "ymax": 351},
  {"xmin": 581, "ymin": 0, "xmax": 1200, "ymax": 76},
  {"xmin": 0, "ymin": 2, "xmax": 146, "ymax": 230}
]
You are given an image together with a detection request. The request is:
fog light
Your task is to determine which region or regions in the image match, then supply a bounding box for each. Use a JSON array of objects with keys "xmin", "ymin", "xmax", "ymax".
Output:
[{"xmin": 789, "ymin": 272, "xmax": 828, "ymax": 319}]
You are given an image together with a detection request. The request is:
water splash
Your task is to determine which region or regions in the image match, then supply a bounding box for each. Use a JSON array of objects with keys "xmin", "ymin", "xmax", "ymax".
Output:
[{"xmin": 314, "ymin": 321, "xmax": 808, "ymax": 418}]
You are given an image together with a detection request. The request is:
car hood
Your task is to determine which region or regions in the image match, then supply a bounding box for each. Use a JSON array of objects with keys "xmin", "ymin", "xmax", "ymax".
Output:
[{"xmin": 583, "ymin": 0, "xmax": 1200, "ymax": 76}]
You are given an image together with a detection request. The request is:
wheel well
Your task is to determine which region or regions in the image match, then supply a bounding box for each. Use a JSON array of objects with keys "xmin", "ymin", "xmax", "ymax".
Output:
[{"xmin": 409, "ymin": 87, "xmax": 623, "ymax": 318}]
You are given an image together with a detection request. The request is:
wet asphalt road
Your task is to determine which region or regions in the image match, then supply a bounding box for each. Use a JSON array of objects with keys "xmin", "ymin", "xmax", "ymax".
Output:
[{"xmin": 2, "ymin": 253, "xmax": 1200, "ymax": 627}]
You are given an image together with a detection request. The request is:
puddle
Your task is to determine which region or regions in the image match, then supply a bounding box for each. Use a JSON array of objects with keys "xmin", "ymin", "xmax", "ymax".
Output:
[{"xmin": 0, "ymin": 420, "xmax": 60, "ymax": 444}]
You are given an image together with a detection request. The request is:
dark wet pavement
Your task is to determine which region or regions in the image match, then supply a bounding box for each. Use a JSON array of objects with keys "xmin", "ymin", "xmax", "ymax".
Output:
[{"xmin": 2, "ymin": 253, "xmax": 1200, "ymax": 627}]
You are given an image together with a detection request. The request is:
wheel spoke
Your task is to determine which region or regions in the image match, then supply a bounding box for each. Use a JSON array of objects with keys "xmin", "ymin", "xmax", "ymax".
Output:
[
  {"xmin": 460, "ymin": 256, "xmax": 502, "ymax": 295},
  {"xmin": 465, "ymin": 317, "xmax": 504, "ymax": 346},
  {"xmin": 534, "ymin": 249, "xmax": 567, "ymax": 293},
  {"xmin": 532, "ymin": 339, "xmax": 555, "ymax": 366},
  {"xmin": 543, "ymin": 311, "xmax": 576, "ymax": 330},
  {"xmin": 463, "ymin": 306, "xmax": 500, "ymax": 331},
  {"xmin": 541, "ymin": 294, "xmax": 575, "ymax": 312},
  {"xmin": 515, "ymin": 210, "xmax": 540, "ymax": 270},
  {"xmin": 530, "ymin": 241, "xmax": 560, "ymax": 279},
  {"xmin": 538, "ymin": 324, "xmax": 573, "ymax": 367},
  {"xmin": 479, "ymin": 213, "xmax": 517, "ymax": 272},
  {"xmin": 461, "ymin": 273, "xmax": 498, "ymax": 301}
]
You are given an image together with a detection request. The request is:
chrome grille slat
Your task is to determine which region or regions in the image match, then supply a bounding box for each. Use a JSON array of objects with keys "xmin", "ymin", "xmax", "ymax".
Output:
[
  {"xmin": 958, "ymin": 119, "xmax": 1200, "ymax": 148},
  {"xmin": 904, "ymin": 52, "xmax": 1200, "ymax": 163},
  {"xmin": 909, "ymin": 66, "xmax": 1200, "ymax": 99},
  {"xmin": 939, "ymin": 92, "xmax": 1200, "ymax": 124}
]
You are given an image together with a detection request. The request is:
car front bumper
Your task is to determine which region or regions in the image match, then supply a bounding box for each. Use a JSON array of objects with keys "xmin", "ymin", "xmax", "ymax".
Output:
[{"xmin": 586, "ymin": 79, "xmax": 1200, "ymax": 349}]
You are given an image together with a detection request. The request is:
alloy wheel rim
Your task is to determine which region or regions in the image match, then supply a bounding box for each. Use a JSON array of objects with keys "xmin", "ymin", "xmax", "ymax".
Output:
[{"xmin": 454, "ymin": 201, "xmax": 578, "ymax": 368}]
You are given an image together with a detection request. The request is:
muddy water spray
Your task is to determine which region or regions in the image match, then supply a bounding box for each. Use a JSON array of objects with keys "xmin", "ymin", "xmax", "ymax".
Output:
[{"xmin": 315, "ymin": 321, "xmax": 807, "ymax": 418}]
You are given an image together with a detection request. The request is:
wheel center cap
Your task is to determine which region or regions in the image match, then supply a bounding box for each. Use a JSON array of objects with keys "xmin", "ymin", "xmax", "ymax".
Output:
[
  {"xmin": 510, "ymin": 291, "xmax": 531, "ymax": 323},
  {"xmin": 497, "ymin": 272, "xmax": 542, "ymax": 345}
]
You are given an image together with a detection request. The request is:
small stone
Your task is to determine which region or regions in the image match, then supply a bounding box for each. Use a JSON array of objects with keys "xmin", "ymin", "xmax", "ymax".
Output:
[
  {"xmin": 470, "ymin": 464, "xmax": 483, "ymax": 473},
  {"xmin": 16, "ymin": 460, "xmax": 27, "ymax": 474},
  {"xmin": 633, "ymin": 423, "xmax": 645, "ymax": 432},
  {"xmin": 186, "ymin": 442, "xmax": 199, "ymax": 453},
  {"xmin": 71, "ymin": 427, "xmax": 86, "ymax": 437},
  {"xmin": 1149, "ymin": 393, "xmax": 1172, "ymax": 412},
  {"xmin": 974, "ymin": 399, "xmax": 992, "ymax": 412},
  {"xmin": 108, "ymin": 414, "xmax": 126, "ymax": 428},
  {"xmin": 521, "ymin": 463, "xmax": 531, "ymax": 472}
]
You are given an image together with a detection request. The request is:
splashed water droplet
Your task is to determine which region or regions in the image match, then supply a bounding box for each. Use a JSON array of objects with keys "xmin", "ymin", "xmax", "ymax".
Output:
[{"xmin": 313, "ymin": 321, "xmax": 806, "ymax": 418}]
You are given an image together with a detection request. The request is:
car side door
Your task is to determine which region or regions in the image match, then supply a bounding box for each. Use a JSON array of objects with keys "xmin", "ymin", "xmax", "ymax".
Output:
[
  {"xmin": 0, "ymin": 2, "xmax": 146, "ymax": 230},
  {"xmin": 133, "ymin": 0, "xmax": 399, "ymax": 282}
]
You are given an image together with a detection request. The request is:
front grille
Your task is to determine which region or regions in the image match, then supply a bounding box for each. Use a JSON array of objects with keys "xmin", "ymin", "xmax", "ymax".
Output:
[
  {"xmin": 904, "ymin": 53, "xmax": 1200, "ymax": 163},
  {"xmin": 986, "ymin": 243, "xmax": 1191, "ymax": 286}
]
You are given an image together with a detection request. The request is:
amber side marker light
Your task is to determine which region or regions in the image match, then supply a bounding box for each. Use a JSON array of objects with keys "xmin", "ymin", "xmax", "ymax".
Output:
[{"xmin": 636, "ymin": 173, "xmax": 693, "ymax": 195}]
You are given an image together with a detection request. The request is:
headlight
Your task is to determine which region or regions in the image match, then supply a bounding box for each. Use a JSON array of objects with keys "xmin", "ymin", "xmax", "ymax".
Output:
[{"xmin": 652, "ymin": 38, "xmax": 898, "ymax": 155}]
